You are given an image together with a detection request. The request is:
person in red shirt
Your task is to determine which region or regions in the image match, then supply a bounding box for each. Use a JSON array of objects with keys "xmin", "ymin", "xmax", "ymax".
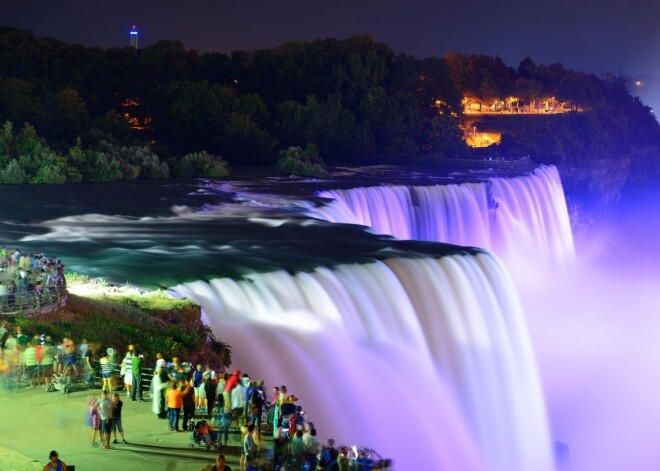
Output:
[{"xmin": 222, "ymin": 369, "xmax": 240, "ymax": 413}]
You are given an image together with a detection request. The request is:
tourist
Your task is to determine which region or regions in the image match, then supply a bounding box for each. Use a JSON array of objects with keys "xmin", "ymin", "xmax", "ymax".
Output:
[
  {"xmin": 99, "ymin": 351, "xmax": 112, "ymax": 393},
  {"xmin": 15, "ymin": 326, "xmax": 29, "ymax": 350},
  {"xmin": 217, "ymin": 408, "xmax": 232, "ymax": 448},
  {"xmin": 0, "ymin": 320, "xmax": 8, "ymax": 348},
  {"xmin": 0, "ymin": 280, "xmax": 8, "ymax": 308},
  {"xmin": 152, "ymin": 363, "xmax": 169, "ymax": 419},
  {"xmin": 303, "ymin": 428, "xmax": 322, "ymax": 470},
  {"xmin": 131, "ymin": 350, "xmax": 144, "ymax": 401},
  {"xmin": 38, "ymin": 337, "xmax": 55, "ymax": 387},
  {"xmin": 193, "ymin": 364, "xmax": 206, "ymax": 411},
  {"xmin": 62, "ymin": 339, "xmax": 78, "ymax": 378},
  {"xmin": 34, "ymin": 278, "xmax": 44, "ymax": 306},
  {"xmin": 23, "ymin": 341, "xmax": 38, "ymax": 387},
  {"xmin": 168, "ymin": 356, "xmax": 183, "ymax": 381},
  {"xmin": 43, "ymin": 450, "xmax": 68, "ymax": 471},
  {"xmin": 242, "ymin": 423, "xmax": 260, "ymax": 471},
  {"xmin": 5, "ymin": 332, "xmax": 17, "ymax": 353},
  {"xmin": 111, "ymin": 393, "xmax": 128, "ymax": 444},
  {"xmin": 120, "ymin": 351, "xmax": 132, "ymax": 398},
  {"xmin": 195, "ymin": 419, "xmax": 216, "ymax": 448},
  {"xmin": 180, "ymin": 378, "xmax": 196, "ymax": 431},
  {"xmin": 83, "ymin": 343, "xmax": 95, "ymax": 387},
  {"xmin": 204, "ymin": 453, "xmax": 232, "ymax": 471},
  {"xmin": 165, "ymin": 380, "xmax": 183, "ymax": 431},
  {"xmin": 268, "ymin": 386, "xmax": 279, "ymax": 436},
  {"xmin": 155, "ymin": 352, "xmax": 166, "ymax": 371},
  {"xmin": 7, "ymin": 280, "xmax": 16, "ymax": 309},
  {"xmin": 89, "ymin": 398, "xmax": 101, "ymax": 447},
  {"xmin": 319, "ymin": 438, "xmax": 339, "ymax": 471},
  {"xmin": 98, "ymin": 390, "xmax": 114, "ymax": 449},
  {"xmin": 77, "ymin": 339, "xmax": 89, "ymax": 384},
  {"xmin": 216, "ymin": 372, "xmax": 227, "ymax": 413},
  {"xmin": 223, "ymin": 369, "xmax": 241, "ymax": 415},
  {"xmin": 231, "ymin": 374, "xmax": 246, "ymax": 428},
  {"xmin": 246, "ymin": 380, "xmax": 265, "ymax": 433},
  {"xmin": 287, "ymin": 429, "xmax": 305, "ymax": 471},
  {"xmin": 106, "ymin": 347, "xmax": 118, "ymax": 384},
  {"xmin": 337, "ymin": 447, "xmax": 350, "ymax": 471},
  {"xmin": 291, "ymin": 405, "xmax": 305, "ymax": 436},
  {"xmin": 241, "ymin": 373, "xmax": 251, "ymax": 389},
  {"xmin": 204, "ymin": 365, "xmax": 217, "ymax": 419},
  {"xmin": 0, "ymin": 349, "xmax": 10, "ymax": 391}
]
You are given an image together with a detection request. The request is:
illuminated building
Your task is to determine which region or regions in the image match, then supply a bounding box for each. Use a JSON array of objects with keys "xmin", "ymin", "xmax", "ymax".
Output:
[{"xmin": 129, "ymin": 25, "xmax": 139, "ymax": 49}]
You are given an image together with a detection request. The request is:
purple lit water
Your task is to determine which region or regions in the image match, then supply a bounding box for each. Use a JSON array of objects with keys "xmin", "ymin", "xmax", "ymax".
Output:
[
  {"xmin": 174, "ymin": 254, "xmax": 554, "ymax": 471},
  {"xmin": 311, "ymin": 165, "xmax": 574, "ymax": 273}
]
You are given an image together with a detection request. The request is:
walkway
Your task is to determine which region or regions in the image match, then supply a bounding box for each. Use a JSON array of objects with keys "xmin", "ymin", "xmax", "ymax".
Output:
[{"xmin": 0, "ymin": 387, "xmax": 243, "ymax": 471}]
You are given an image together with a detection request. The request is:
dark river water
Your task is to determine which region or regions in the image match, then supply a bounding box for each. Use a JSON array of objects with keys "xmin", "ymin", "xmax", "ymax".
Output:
[{"xmin": 0, "ymin": 168, "xmax": 484, "ymax": 287}]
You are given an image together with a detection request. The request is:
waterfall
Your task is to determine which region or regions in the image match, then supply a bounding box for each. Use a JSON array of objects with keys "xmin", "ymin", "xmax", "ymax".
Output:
[
  {"xmin": 310, "ymin": 165, "xmax": 574, "ymax": 270},
  {"xmin": 173, "ymin": 252, "xmax": 555, "ymax": 471}
]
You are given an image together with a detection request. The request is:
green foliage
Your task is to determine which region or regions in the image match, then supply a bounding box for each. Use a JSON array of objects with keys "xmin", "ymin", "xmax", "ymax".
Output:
[
  {"xmin": 0, "ymin": 159, "xmax": 27, "ymax": 184},
  {"xmin": 31, "ymin": 163, "xmax": 67, "ymax": 184},
  {"xmin": 173, "ymin": 151, "xmax": 230, "ymax": 178},
  {"xmin": 11, "ymin": 273, "xmax": 232, "ymax": 367},
  {"xmin": 276, "ymin": 144, "xmax": 329, "ymax": 177},
  {"xmin": 85, "ymin": 151, "xmax": 123, "ymax": 182},
  {"xmin": 0, "ymin": 28, "xmax": 655, "ymax": 173},
  {"xmin": 0, "ymin": 122, "xmax": 177, "ymax": 184},
  {"xmin": 0, "ymin": 121, "xmax": 13, "ymax": 166},
  {"xmin": 429, "ymin": 114, "xmax": 468, "ymax": 157}
]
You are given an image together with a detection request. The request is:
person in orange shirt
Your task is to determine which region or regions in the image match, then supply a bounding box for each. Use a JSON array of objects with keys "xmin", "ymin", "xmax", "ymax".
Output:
[{"xmin": 165, "ymin": 381, "xmax": 183, "ymax": 431}]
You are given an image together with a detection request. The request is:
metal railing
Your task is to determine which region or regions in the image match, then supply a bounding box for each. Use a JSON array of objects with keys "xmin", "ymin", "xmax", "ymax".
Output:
[{"xmin": 0, "ymin": 284, "xmax": 67, "ymax": 318}]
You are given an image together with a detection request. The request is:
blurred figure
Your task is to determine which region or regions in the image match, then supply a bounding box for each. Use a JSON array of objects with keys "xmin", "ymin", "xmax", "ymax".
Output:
[{"xmin": 43, "ymin": 450, "xmax": 68, "ymax": 471}]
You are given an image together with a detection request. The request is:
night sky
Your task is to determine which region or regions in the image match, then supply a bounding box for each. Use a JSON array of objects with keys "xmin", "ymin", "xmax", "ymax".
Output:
[{"xmin": 3, "ymin": 0, "xmax": 659, "ymax": 114}]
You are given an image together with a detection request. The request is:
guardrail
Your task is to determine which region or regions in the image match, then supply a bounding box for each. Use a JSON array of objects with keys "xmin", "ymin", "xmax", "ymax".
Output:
[
  {"xmin": 0, "ymin": 284, "xmax": 67, "ymax": 318},
  {"xmin": 87, "ymin": 361, "xmax": 155, "ymax": 393}
]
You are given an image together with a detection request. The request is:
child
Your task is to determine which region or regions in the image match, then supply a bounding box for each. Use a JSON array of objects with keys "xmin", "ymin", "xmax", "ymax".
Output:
[
  {"xmin": 112, "ymin": 393, "xmax": 128, "ymax": 444},
  {"xmin": 196, "ymin": 420, "xmax": 215, "ymax": 449},
  {"xmin": 218, "ymin": 410, "xmax": 233, "ymax": 447},
  {"xmin": 89, "ymin": 401, "xmax": 100, "ymax": 447}
]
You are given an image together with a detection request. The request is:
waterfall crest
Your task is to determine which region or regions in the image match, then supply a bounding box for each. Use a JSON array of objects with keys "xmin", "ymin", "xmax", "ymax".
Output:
[
  {"xmin": 311, "ymin": 165, "xmax": 574, "ymax": 270},
  {"xmin": 174, "ymin": 253, "xmax": 555, "ymax": 471}
]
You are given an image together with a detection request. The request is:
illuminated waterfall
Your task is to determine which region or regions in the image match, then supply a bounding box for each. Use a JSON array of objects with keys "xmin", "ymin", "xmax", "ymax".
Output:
[
  {"xmin": 311, "ymin": 165, "xmax": 574, "ymax": 269},
  {"xmin": 174, "ymin": 252, "xmax": 555, "ymax": 471}
]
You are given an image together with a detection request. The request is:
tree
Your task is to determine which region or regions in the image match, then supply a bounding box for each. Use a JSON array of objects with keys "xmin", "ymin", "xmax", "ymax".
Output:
[
  {"xmin": 276, "ymin": 144, "xmax": 328, "ymax": 177},
  {"xmin": 0, "ymin": 159, "xmax": 26, "ymax": 184},
  {"xmin": 173, "ymin": 151, "xmax": 230, "ymax": 178}
]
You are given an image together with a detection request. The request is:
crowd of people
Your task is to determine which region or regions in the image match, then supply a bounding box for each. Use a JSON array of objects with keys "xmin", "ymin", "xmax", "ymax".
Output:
[
  {"xmin": 0, "ymin": 247, "xmax": 67, "ymax": 312},
  {"xmin": 2, "ymin": 323, "xmax": 391, "ymax": 470}
]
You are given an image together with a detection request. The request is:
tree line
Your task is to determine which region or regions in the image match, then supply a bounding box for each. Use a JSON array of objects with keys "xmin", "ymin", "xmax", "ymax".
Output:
[{"xmin": 0, "ymin": 27, "xmax": 657, "ymax": 184}]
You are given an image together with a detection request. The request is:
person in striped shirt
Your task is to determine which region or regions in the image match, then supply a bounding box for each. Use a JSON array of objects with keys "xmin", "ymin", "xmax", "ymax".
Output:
[{"xmin": 100, "ymin": 351, "xmax": 113, "ymax": 393}]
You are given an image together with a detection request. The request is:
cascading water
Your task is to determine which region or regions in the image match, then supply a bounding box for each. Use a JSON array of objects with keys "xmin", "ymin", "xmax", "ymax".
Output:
[
  {"xmin": 310, "ymin": 165, "xmax": 574, "ymax": 271},
  {"xmin": 173, "ymin": 253, "xmax": 555, "ymax": 471}
]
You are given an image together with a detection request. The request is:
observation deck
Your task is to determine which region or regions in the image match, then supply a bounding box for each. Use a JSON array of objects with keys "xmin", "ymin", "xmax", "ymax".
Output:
[{"xmin": 0, "ymin": 252, "xmax": 67, "ymax": 318}]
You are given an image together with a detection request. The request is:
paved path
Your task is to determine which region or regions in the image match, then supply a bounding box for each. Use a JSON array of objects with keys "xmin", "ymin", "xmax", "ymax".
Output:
[{"xmin": 0, "ymin": 387, "xmax": 249, "ymax": 471}]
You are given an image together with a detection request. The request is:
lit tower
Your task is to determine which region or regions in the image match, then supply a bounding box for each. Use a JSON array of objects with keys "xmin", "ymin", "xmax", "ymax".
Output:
[{"xmin": 129, "ymin": 25, "xmax": 139, "ymax": 49}]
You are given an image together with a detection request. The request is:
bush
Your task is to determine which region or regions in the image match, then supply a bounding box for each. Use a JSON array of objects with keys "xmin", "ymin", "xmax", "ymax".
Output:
[
  {"xmin": 276, "ymin": 144, "xmax": 328, "ymax": 177},
  {"xmin": 0, "ymin": 159, "xmax": 27, "ymax": 184},
  {"xmin": 31, "ymin": 164, "xmax": 68, "ymax": 184},
  {"xmin": 173, "ymin": 151, "xmax": 230, "ymax": 178}
]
